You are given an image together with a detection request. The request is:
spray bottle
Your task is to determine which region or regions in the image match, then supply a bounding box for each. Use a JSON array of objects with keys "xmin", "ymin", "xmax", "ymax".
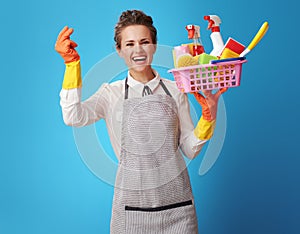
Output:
[
  {"xmin": 204, "ymin": 15, "xmax": 224, "ymax": 57},
  {"xmin": 185, "ymin": 25, "xmax": 205, "ymax": 56}
]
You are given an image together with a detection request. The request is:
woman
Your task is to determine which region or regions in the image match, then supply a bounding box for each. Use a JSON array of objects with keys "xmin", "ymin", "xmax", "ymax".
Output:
[{"xmin": 55, "ymin": 9, "xmax": 226, "ymax": 234}]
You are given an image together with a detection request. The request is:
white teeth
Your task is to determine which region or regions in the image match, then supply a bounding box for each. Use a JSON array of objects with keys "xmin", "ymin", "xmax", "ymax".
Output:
[{"xmin": 133, "ymin": 56, "xmax": 146, "ymax": 61}]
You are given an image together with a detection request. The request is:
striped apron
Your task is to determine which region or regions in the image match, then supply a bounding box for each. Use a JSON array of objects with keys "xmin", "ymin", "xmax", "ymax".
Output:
[{"xmin": 110, "ymin": 78, "xmax": 198, "ymax": 234}]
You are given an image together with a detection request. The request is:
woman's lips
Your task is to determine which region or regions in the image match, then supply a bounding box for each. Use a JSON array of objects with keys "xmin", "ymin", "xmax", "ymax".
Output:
[{"xmin": 132, "ymin": 56, "xmax": 147, "ymax": 63}]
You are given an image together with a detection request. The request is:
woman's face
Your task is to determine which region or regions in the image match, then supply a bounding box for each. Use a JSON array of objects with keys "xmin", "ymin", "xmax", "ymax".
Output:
[{"xmin": 117, "ymin": 25, "xmax": 156, "ymax": 73}]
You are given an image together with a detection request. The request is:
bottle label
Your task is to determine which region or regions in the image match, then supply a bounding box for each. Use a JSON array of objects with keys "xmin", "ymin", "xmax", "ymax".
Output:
[{"xmin": 193, "ymin": 45, "xmax": 205, "ymax": 56}]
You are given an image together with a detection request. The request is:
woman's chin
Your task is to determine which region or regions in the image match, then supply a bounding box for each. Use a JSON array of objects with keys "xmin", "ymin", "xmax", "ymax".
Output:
[{"xmin": 129, "ymin": 64, "xmax": 151, "ymax": 73}]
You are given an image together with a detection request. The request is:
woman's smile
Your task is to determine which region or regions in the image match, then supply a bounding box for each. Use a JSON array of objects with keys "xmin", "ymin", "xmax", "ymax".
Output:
[{"xmin": 132, "ymin": 56, "xmax": 147, "ymax": 62}]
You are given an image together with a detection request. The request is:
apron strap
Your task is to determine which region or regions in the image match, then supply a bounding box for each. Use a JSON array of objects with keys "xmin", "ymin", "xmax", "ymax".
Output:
[
  {"xmin": 124, "ymin": 77, "xmax": 172, "ymax": 99},
  {"xmin": 125, "ymin": 77, "xmax": 129, "ymax": 100},
  {"xmin": 159, "ymin": 79, "xmax": 172, "ymax": 98}
]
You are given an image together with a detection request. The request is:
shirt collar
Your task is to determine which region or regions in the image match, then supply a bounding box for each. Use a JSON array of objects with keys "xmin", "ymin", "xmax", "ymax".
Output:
[{"xmin": 127, "ymin": 69, "xmax": 161, "ymax": 92}]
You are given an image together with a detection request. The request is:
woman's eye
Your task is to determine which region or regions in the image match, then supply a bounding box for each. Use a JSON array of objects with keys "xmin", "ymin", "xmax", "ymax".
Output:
[
  {"xmin": 126, "ymin": 43, "xmax": 134, "ymax": 47},
  {"xmin": 142, "ymin": 41, "xmax": 150, "ymax": 45}
]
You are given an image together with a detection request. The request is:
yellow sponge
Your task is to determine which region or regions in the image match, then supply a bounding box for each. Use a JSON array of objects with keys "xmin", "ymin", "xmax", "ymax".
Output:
[
  {"xmin": 176, "ymin": 54, "xmax": 198, "ymax": 68},
  {"xmin": 220, "ymin": 48, "xmax": 239, "ymax": 59}
]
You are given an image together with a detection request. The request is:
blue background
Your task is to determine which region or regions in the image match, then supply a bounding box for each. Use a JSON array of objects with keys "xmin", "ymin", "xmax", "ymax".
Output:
[{"xmin": 1, "ymin": 0, "xmax": 299, "ymax": 233}]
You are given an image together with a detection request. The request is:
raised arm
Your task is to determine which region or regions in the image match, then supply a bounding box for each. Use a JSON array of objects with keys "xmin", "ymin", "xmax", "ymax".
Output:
[{"xmin": 55, "ymin": 26, "xmax": 108, "ymax": 127}]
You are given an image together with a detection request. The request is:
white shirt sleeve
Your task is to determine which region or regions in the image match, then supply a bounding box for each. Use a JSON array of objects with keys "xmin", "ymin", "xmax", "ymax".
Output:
[
  {"xmin": 176, "ymin": 91, "xmax": 207, "ymax": 159},
  {"xmin": 59, "ymin": 83, "xmax": 110, "ymax": 127}
]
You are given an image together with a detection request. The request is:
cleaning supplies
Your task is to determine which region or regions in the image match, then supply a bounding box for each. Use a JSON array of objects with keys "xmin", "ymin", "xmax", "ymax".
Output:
[
  {"xmin": 169, "ymin": 14, "xmax": 270, "ymax": 93},
  {"xmin": 204, "ymin": 15, "xmax": 224, "ymax": 57},
  {"xmin": 220, "ymin": 37, "xmax": 245, "ymax": 59},
  {"xmin": 185, "ymin": 25, "xmax": 205, "ymax": 56},
  {"xmin": 239, "ymin": 22, "xmax": 269, "ymax": 57}
]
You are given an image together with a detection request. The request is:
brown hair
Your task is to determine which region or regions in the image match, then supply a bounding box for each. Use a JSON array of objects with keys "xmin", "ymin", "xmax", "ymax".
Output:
[{"xmin": 114, "ymin": 10, "xmax": 157, "ymax": 49}]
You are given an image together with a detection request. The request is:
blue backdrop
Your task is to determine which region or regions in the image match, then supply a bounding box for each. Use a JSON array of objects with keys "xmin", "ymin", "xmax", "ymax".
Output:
[{"xmin": 1, "ymin": 0, "xmax": 299, "ymax": 233}]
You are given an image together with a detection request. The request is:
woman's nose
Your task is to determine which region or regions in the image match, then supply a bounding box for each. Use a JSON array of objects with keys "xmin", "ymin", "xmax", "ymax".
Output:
[{"xmin": 134, "ymin": 44, "xmax": 144, "ymax": 53}]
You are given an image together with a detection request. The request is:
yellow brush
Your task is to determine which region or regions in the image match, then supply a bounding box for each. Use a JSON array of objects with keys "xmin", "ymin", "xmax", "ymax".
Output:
[{"xmin": 239, "ymin": 22, "xmax": 269, "ymax": 57}]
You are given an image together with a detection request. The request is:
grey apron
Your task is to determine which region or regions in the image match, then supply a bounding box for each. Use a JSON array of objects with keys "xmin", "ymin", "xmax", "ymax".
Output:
[{"xmin": 110, "ymin": 78, "xmax": 198, "ymax": 234}]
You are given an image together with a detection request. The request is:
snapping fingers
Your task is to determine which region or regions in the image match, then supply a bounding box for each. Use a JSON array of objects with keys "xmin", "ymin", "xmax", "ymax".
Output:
[{"xmin": 57, "ymin": 26, "xmax": 74, "ymax": 43}]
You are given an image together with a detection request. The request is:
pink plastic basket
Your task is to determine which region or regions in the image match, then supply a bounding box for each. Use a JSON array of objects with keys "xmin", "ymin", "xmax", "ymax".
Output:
[{"xmin": 168, "ymin": 59, "xmax": 247, "ymax": 92}]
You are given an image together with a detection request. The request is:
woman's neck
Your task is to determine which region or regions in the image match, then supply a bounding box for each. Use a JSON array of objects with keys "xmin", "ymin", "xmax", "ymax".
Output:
[{"xmin": 129, "ymin": 66, "xmax": 155, "ymax": 84}]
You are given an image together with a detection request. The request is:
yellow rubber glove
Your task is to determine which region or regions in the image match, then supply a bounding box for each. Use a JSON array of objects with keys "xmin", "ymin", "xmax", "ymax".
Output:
[
  {"xmin": 62, "ymin": 60, "xmax": 82, "ymax": 89},
  {"xmin": 193, "ymin": 88, "xmax": 227, "ymax": 140},
  {"xmin": 194, "ymin": 117, "xmax": 216, "ymax": 140},
  {"xmin": 55, "ymin": 26, "xmax": 82, "ymax": 89}
]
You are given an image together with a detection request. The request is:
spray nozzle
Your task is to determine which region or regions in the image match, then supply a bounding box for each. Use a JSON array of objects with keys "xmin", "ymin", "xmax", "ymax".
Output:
[
  {"xmin": 185, "ymin": 25, "xmax": 200, "ymax": 39},
  {"xmin": 204, "ymin": 15, "xmax": 221, "ymax": 32}
]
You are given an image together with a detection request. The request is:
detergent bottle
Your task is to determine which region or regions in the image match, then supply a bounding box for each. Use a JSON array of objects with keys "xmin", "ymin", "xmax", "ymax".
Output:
[
  {"xmin": 185, "ymin": 25, "xmax": 205, "ymax": 56},
  {"xmin": 204, "ymin": 15, "xmax": 224, "ymax": 57}
]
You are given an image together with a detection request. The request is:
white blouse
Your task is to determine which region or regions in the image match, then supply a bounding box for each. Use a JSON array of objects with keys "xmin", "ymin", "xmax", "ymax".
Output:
[{"xmin": 59, "ymin": 70, "xmax": 207, "ymax": 160}]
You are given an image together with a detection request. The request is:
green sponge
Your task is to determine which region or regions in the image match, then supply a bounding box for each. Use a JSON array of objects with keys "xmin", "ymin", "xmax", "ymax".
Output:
[{"xmin": 198, "ymin": 53, "xmax": 218, "ymax": 65}]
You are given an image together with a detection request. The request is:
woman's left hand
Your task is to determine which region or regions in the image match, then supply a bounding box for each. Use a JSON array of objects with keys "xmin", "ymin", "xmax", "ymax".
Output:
[{"xmin": 193, "ymin": 88, "xmax": 228, "ymax": 121}]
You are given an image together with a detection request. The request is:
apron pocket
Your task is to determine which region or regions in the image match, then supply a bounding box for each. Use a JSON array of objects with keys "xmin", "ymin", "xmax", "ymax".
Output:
[
  {"xmin": 125, "ymin": 200, "xmax": 192, "ymax": 212},
  {"xmin": 125, "ymin": 200, "xmax": 198, "ymax": 234}
]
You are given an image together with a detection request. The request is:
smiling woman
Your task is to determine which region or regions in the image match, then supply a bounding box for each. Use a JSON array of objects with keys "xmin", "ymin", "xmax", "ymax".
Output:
[
  {"xmin": 116, "ymin": 25, "xmax": 157, "ymax": 83},
  {"xmin": 55, "ymin": 9, "xmax": 226, "ymax": 234}
]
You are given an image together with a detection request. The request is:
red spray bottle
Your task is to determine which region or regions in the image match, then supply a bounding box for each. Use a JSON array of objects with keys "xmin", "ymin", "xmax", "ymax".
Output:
[{"xmin": 185, "ymin": 24, "xmax": 205, "ymax": 56}]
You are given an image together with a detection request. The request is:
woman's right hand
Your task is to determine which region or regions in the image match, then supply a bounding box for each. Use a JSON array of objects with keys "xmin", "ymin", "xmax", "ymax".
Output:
[
  {"xmin": 193, "ymin": 88, "xmax": 227, "ymax": 121},
  {"xmin": 55, "ymin": 26, "xmax": 80, "ymax": 63}
]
